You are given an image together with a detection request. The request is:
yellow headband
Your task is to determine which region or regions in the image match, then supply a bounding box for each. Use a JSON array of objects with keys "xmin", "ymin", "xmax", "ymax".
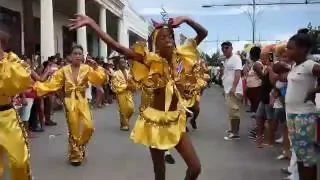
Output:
[{"xmin": 151, "ymin": 26, "xmax": 169, "ymax": 52}]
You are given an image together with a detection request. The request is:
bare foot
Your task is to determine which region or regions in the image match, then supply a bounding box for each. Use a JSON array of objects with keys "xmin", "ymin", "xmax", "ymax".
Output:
[
  {"xmin": 262, "ymin": 143, "xmax": 274, "ymax": 148},
  {"xmin": 256, "ymin": 143, "xmax": 264, "ymax": 148}
]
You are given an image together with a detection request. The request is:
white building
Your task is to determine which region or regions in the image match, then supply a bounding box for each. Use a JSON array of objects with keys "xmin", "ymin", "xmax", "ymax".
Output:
[{"xmin": 0, "ymin": 0, "xmax": 149, "ymax": 61}]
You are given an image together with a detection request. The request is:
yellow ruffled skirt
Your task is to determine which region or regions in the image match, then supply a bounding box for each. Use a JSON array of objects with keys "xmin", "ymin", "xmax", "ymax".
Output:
[{"xmin": 130, "ymin": 107, "xmax": 186, "ymax": 150}]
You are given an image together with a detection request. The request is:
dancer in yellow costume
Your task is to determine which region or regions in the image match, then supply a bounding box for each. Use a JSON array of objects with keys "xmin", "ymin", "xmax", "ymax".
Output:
[
  {"xmin": 187, "ymin": 58, "xmax": 210, "ymax": 130},
  {"xmin": 33, "ymin": 45, "xmax": 107, "ymax": 166},
  {"xmin": 69, "ymin": 14, "xmax": 207, "ymax": 179},
  {"xmin": 110, "ymin": 54, "xmax": 135, "ymax": 131},
  {"xmin": 0, "ymin": 24, "xmax": 32, "ymax": 180}
]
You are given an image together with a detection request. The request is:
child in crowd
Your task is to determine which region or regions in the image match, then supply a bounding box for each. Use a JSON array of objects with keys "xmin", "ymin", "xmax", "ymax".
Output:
[
  {"xmin": 272, "ymin": 57, "xmax": 292, "ymax": 160},
  {"xmin": 13, "ymin": 95, "xmax": 24, "ymax": 111}
]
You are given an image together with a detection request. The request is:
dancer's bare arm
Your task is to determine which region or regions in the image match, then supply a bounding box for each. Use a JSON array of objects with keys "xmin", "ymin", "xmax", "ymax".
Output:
[
  {"xmin": 69, "ymin": 14, "xmax": 143, "ymax": 62},
  {"xmin": 170, "ymin": 16, "xmax": 208, "ymax": 45}
]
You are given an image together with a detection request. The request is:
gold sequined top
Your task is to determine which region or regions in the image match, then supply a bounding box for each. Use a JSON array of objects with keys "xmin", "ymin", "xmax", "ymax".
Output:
[
  {"xmin": 110, "ymin": 69, "xmax": 135, "ymax": 94},
  {"xmin": 139, "ymin": 87, "xmax": 154, "ymax": 112},
  {"xmin": 193, "ymin": 59, "xmax": 210, "ymax": 93},
  {"xmin": 131, "ymin": 39, "xmax": 203, "ymax": 111},
  {"xmin": 0, "ymin": 52, "xmax": 32, "ymax": 105}
]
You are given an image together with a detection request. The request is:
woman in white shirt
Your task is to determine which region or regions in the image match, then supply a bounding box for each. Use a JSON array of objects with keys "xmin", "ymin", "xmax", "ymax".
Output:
[{"xmin": 285, "ymin": 31, "xmax": 320, "ymax": 180}]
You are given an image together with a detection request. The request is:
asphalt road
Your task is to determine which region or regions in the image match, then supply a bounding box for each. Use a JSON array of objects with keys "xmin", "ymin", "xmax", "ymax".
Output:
[{"xmin": 3, "ymin": 86, "xmax": 287, "ymax": 180}]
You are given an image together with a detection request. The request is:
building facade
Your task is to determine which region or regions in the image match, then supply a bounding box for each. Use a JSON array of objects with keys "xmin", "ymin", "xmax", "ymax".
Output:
[{"xmin": 0, "ymin": 0, "xmax": 149, "ymax": 61}]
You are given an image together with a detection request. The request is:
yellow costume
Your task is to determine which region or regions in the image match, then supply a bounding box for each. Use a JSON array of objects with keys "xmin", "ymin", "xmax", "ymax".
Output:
[
  {"xmin": 110, "ymin": 69, "xmax": 134, "ymax": 130},
  {"xmin": 139, "ymin": 87, "xmax": 154, "ymax": 112},
  {"xmin": 0, "ymin": 52, "xmax": 32, "ymax": 180},
  {"xmin": 193, "ymin": 59, "xmax": 210, "ymax": 102},
  {"xmin": 34, "ymin": 64, "xmax": 107, "ymax": 163},
  {"xmin": 130, "ymin": 39, "xmax": 202, "ymax": 150}
]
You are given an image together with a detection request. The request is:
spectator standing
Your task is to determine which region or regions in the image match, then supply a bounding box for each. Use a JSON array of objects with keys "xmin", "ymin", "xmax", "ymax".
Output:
[
  {"xmin": 221, "ymin": 41, "xmax": 243, "ymax": 140},
  {"xmin": 246, "ymin": 47, "xmax": 262, "ymax": 114},
  {"xmin": 285, "ymin": 30, "xmax": 319, "ymax": 180}
]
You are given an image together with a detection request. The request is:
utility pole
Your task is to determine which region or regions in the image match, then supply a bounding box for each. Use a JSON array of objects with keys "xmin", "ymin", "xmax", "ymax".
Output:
[
  {"xmin": 216, "ymin": 34, "xmax": 219, "ymax": 52},
  {"xmin": 202, "ymin": 0, "xmax": 320, "ymax": 44},
  {"xmin": 252, "ymin": 0, "xmax": 256, "ymax": 44}
]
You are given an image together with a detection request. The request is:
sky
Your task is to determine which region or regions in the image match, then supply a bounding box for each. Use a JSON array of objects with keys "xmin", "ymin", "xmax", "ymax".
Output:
[{"xmin": 128, "ymin": 0, "xmax": 320, "ymax": 54}]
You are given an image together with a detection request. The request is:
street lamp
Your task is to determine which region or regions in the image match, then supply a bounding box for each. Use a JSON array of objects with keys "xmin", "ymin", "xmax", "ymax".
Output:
[{"xmin": 201, "ymin": 5, "xmax": 214, "ymax": 8}]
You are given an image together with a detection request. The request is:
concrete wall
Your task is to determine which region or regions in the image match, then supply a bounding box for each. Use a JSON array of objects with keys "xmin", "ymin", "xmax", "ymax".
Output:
[{"xmin": 124, "ymin": 3, "xmax": 148, "ymax": 40}]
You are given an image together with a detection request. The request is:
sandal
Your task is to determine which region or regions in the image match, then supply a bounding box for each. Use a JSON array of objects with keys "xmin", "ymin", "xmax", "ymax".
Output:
[{"xmin": 276, "ymin": 154, "xmax": 290, "ymax": 160}]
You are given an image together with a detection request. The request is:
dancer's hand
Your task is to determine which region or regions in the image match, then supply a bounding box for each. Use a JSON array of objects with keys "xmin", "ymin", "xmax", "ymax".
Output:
[
  {"xmin": 87, "ymin": 59, "xmax": 98, "ymax": 69},
  {"xmin": 304, "ymin": 89, "xmax": 317, "ymax": 104},
  {"xmin": 169, "ymin": 16, "xmax": 188, "ymax": 28},
  {"xmin": 69, "ymin": 14, "xmax": 94, "ymax": 30},
  {"xmin": 229, "ymin": 87, "xmax": 236, "ymax": 96},
  {"xmin": 106, "ymin": 68, "xmax": 114, "ymax": 76}
]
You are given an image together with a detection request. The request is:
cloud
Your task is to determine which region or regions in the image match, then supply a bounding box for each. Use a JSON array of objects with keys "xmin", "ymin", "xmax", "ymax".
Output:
[
  {"xmin": 274, "ymin": 32, "xmax": 295, "ymax": 41},
  {"xmin": 138, "ymin": 7, "xmax": 245, "ymax": 16},
  {"xmin": 129, "ymin": 0, "xmax": 319, "ymax": 17},
  {"xmin": 134, "ymin": 4, "xmax": 290, "ymax": 17},
  {"xmin": 198, "ymin": 31, "xmax": 296, "ymax": 54},
  {"xmin": 199, "ymin": 39, "xmax": 290, "ymax": 54}
]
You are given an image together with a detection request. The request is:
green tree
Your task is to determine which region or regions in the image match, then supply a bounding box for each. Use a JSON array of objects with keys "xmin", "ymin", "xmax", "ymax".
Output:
[
  {"xmin": 201, "ymin": 50, "xmax": 222, "ymax": 66},
  {"xmin": 307, "ymin": 23, "xmax": 320, "ymax": 54},
  {"xmin": 211, "ymin": 51, "xmax": 221, "ymax": 66}
]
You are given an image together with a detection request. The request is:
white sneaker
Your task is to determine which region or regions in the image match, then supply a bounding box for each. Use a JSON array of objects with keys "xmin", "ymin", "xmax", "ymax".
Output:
[
  {"xmin": 224, "ymin": 133, "xmax": 240, "ymax": 141},
  {"xmin": 225, "ymin": 129, "xmax": 232, "ymax": 134},
  {"xmin": 282, "ymin": 174, "xmax": 292, "ymax": 180},
  {"xmin": 276, "ymin": 136, "xmax": 283, "ymax": 144}
]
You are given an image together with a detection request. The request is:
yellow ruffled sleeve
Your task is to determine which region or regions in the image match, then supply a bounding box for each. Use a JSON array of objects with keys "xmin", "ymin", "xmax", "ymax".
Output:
[
  {"xmin": 177, "ymin": 39, "xmax": 199, "ymax": 73},
  {"xmin": 33, "ymin": 68, "xmax": 65, "ymax": 97},
  {"xmin": 131, "ymin": 42, "xmax": 165, "ymax": 85},
  {"xmin": 110, "ymin": 71, "xmax": 127, "ymax": 94},
  {"xmin": 88, "ymin": 66, "xmax": 108, "ymax": 86},
  {"xmin": 0, "ymin": 52, "xmax": 32, "ymax": 96},
  {"xmin": 131, "ymin": 42, "xmax": 149, "ymax": 82}
]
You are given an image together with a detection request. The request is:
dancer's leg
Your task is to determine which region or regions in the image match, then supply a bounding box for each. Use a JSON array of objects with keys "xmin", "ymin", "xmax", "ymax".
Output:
[
  {"xmin": 0, "ymin": 109, "xmax": 31, "ymax": 180},
  {"xmin": 149, "ymin": 148, "xmax": 166, "ymax": 180},
  {"xmin": 175, "ymin": 133, "xmax": 201, "ymax": 180}
]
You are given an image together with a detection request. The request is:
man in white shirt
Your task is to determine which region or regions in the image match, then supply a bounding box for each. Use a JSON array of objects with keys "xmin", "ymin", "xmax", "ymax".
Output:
[{"xmin": 221, "ymin": 41, "xmax": 243, "ymax": 140}]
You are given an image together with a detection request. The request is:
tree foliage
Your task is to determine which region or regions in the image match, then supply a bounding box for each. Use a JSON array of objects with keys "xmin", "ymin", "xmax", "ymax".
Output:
[
  {"xmin": 201, "ymin": 51, "xmax": 222, "ymax": 66},
  {"xmin": 307, "ymin": 23, "xmax": 320, "ymax": 54}
]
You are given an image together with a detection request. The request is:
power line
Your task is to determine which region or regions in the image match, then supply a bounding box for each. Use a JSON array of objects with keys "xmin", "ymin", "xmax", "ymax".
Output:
[
  {"xmin": 202, "ymin": 0, "xmax": 320, "ymax": 43},
  {"xmin": 202, "ymin": 0, "xmax": 320, "ymax": 7},
  {"xmin": 203, "ymin": 39, "xmax": 281, "ymax": 43}
]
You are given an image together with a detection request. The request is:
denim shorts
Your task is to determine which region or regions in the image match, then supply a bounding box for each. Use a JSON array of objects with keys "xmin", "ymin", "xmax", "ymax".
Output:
[
  {"xmin": 273, "ymin": 108, "xmax": 286, "ymax": 124},
  {"xmin": 256, "ymin": 102, "xmax": 274, "ymax": 120}
]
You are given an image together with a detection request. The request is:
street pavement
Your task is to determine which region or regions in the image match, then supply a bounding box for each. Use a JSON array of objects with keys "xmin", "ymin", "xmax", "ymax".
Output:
[{"xmin": 4, "ymin": 86, "xmax": 287, "ymax": 180}]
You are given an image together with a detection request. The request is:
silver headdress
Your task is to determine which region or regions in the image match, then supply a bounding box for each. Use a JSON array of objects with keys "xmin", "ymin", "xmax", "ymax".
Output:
[{"xmin": 160, "ymin": 6, "xmax": 169, "ymax": 24}]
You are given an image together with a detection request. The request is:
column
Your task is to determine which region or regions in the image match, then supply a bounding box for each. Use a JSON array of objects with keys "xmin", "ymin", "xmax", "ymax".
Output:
[
  {"xmin": 77, "ymin": 0, "xmax": 88, "ymax": 55},
  {"xmin": 40, "ymin": 0, "xmax": 55, "ymax": 62},
  {"xmin": 99, "ymin": 7, "xmax": 107, "ymax": 59},
  {"xmin": 23, "ymin": 0, "xmax": 35, "ymax": 58},
  {"xmin": 118, "ymin": 16, "xmax": 129, "ymax": 48}
]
